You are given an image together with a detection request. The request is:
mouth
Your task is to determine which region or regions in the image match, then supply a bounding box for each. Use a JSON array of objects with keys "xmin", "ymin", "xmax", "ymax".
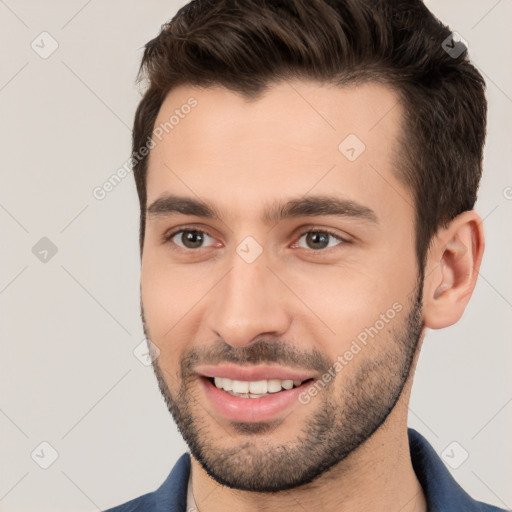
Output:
[{"xmin": 197, "ymin": 368, "xmax": 317, "ymax": 423}]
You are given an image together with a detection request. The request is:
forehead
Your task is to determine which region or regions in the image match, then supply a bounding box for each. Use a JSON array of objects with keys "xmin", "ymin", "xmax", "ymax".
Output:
[{"xmin": 145, "ymin": 80, "xmax": 411, "ymax": 223}]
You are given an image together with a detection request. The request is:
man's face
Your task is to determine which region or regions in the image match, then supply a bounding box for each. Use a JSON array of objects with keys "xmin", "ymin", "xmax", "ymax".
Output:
[{"xmin": 140, "ymin": 80, "xmax": 424, "ymax": 491}]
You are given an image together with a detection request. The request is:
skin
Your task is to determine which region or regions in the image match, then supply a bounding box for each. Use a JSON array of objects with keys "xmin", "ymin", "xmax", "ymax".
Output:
[{"xmin": 140, "ymin": 80, "xmax": 485, "ymax": 512}]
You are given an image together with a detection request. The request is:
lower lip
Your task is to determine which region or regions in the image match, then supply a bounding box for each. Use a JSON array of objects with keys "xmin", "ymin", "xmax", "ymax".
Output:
[{"xmin": 200, "ymin": 377, "xmax": 313, "ymax": 423}]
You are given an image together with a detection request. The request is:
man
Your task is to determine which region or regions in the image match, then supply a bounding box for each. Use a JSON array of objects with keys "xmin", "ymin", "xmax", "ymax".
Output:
[{"xmin": 106, "ymin": 0, "xmax": 506, "ymax": 511}]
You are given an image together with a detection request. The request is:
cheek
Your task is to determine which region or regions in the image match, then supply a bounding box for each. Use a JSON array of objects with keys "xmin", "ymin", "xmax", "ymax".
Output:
[
  {"xmin": 290, "ymin": 255, "xmax": 415, "ymax": 358},
  {"xmin": 141, "ymin": 255, "xmax": 189, "ymax": 340},
  {"xmin": 141, "ymin": 254, "xmax": 217, "ymax": 349},
  {"xmin": 140, "ymin": 267, "xmax": 188, "ymax": 382}
]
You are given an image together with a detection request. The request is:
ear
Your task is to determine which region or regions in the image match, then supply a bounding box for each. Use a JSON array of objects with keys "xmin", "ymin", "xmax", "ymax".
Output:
[{"xmin": 422, "ymin": 210, "xmax": 485, "ymax": 329}]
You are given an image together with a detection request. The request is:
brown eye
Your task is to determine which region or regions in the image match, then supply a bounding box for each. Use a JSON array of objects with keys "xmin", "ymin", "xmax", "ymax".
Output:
[
  {"xmin": 168, "ymin": 229, "xmax": 215, "ymax": 250},
  {"xmin": 295, "ymin": 230, "xmax": 344, "ymax": 251}
]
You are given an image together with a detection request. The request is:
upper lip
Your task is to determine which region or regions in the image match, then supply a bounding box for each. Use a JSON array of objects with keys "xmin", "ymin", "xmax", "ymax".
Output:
[{"xmin": 196, "ymin": 364, "xmax": 316, "ymax": 382}]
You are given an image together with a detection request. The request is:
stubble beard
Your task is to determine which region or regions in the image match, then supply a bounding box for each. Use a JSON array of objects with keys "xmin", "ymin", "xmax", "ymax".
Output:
[{"xmin": 145, "ymin": 279, "xmax": 424, "ymax": 492}]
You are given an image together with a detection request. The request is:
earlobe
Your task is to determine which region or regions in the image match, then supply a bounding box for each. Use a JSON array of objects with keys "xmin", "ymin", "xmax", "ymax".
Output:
[{"xmin": 422, "ymin": 211, "xmax": 485, "ymax": 329}]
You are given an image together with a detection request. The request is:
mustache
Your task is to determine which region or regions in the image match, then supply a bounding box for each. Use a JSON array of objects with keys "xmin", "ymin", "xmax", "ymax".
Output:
[{"xmin": 179, "ymin": 338, "xmax": 332, "ymax": 379}]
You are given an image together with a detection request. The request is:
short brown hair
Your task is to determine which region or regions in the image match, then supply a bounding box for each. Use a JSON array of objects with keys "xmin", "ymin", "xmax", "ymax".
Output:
[{"xmin": 132, "ymin": 0, "xmax": 487, "ymax": 268}]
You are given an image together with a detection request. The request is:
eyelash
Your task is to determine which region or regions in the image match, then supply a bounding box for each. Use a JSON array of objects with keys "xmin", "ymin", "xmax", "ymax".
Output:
[{"xmin": 163, "ymin": 226, "xmax": 349, "ymax": 254}]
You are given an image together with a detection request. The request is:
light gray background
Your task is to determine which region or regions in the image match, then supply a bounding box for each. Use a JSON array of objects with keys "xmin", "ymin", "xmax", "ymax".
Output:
[{"xmin": 0, "ymin": 1, "xmax": 511, "ymax": 511}]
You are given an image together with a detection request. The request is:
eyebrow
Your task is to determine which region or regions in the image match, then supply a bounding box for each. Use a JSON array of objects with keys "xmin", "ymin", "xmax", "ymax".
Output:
[{"xmin": 146, "ymin": 194, "xmax": 378, "ymax": 224}]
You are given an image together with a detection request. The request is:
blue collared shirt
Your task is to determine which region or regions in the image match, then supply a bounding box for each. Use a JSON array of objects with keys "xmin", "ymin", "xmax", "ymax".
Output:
[{"xmin": 104, "ymin": 428, "xmax": 507, "ymax": 511}]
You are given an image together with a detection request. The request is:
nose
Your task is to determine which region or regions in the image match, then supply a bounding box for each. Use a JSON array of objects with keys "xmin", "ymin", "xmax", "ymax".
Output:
[{"xmin": 206, "ymin": 252, "xmax": 292, "ymax": 348}]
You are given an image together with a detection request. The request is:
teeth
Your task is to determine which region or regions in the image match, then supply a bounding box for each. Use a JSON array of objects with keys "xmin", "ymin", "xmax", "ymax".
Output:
[
  {"xmin": 267, "ymin": 379, "xmax": 282, "ymax": 393},
  {"xmin": 232, "ymin": 380, "xmax": 249, "ymax": 393},
  {"xmin": 248, "ymin": 380, "xmax": 267, "ymax": 394},
  {"xmin": 281, "ymin": 380, "xmax": 293, "ymax": 390},
  {"xmin": 212, "ymin": 377, "xmax": 305, "ymax": 395}
]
